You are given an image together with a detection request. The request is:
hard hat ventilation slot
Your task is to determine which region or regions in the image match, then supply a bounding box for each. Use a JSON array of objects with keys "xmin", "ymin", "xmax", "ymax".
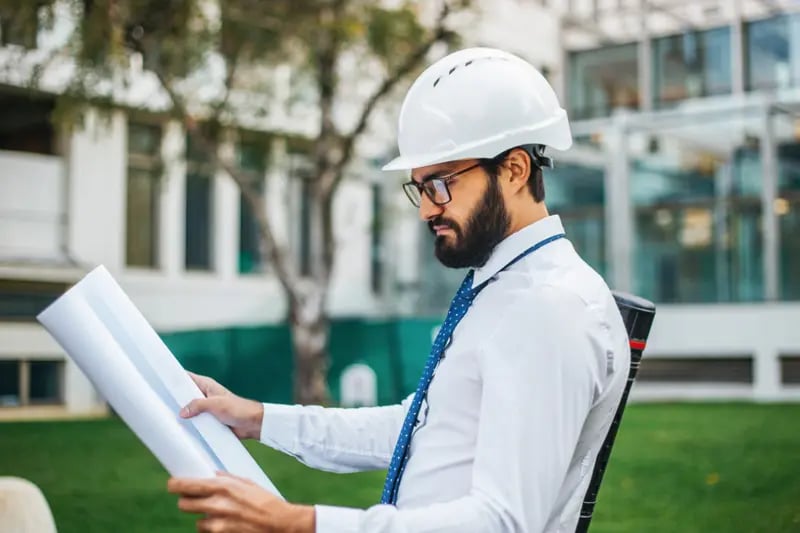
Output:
[{"xmin": 431, "ymin": 56, "xmax": 509, "ymax": 88}]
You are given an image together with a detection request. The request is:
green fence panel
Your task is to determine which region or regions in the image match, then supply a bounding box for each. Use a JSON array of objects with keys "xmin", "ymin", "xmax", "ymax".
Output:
[{"xmin": 160, "ymin": 317, "xmax": 444, "ymax": 406}]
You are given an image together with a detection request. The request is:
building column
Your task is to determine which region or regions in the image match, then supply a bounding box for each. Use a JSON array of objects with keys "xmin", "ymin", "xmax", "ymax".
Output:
[
  {"xmin": 266, "ymin": 137, "xmax": 290, "ymax": 255},
  {"xmin": 637, "ymin": 0, "xmax": 653, "ymax": 112},
  {"xmin": 714, "ymin": 158, "xmax": 733, "ymax": 301},
  {"xmin": 731, "ymin": 0, "xmax": 745, "ymax": 95},
  {"xmin": 604, "ymin": 112, "xmax": 633, "ymax": 293},
  {"xmin": 215, "ymin": 137, "xmax": 239, "ymax": 280},
  {"xmin": 753, "ymin": 348, "xmax": 781, "ymax": 401},
  {"xmin": 64, "ymin": 358, "xmax": 103, "ymax": 414},
  {"xmin": 67, "ymin": 109, "xmax": 126, "ymax": 272},
  {"xmin": 760, "ymin": 106, "xmax": 780, "ymax": 301},
  {"xmin": 160, "ymin": 120, "xmax": 186, "ymax": 278}
]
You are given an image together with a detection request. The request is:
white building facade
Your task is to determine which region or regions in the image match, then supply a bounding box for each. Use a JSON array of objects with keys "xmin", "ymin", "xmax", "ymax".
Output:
[
  {"xmin": 1, "ymin": 0, "xmax": 798, "ymax": 419},
  {"xmin": 0, "ymin": 0, "xmax": 562, "ymax": 417}
]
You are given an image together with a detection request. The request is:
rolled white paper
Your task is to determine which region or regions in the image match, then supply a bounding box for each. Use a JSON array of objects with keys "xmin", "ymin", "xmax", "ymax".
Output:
[{"xmin": 37, "ymin": 265, "xmax": 282, "ymax": 497}]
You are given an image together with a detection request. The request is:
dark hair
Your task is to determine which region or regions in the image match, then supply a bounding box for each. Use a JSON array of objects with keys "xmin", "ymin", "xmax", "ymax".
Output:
[{"xmin": 478, "ymin": 146, "xmax": 545, "ymax": 203}]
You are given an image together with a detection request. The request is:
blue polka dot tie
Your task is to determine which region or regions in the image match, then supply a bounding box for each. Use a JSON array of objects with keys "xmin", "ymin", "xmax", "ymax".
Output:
[
  {"xmin": 380, "ymin": 270, "xmax": 481, "ymax": 505},
  {"xmin": 379, "ymin": 232, "xmax": 566, "ymax": 506}
]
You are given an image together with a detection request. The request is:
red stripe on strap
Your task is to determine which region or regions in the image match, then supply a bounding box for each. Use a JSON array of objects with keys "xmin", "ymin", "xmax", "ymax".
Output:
[{"xmin": 630, "ymin": 339, "xmax": 646, "ymax": 351}]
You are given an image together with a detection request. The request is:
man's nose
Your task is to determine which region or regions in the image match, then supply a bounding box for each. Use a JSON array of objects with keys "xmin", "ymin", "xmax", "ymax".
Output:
[{"xmin": 418, "ymin": 192, "xmax": 444, "ymax": 222}]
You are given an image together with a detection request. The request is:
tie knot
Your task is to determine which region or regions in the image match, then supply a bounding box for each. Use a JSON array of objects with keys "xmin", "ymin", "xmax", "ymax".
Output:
[{"xmin": 456, "ymin": 270, "xmax": 475, "ymax": 299}]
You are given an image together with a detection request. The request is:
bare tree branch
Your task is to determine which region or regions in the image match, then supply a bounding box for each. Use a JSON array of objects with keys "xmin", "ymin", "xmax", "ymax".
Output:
[
  {"xmin": 323, "ymin": 1, "xmax": 453, "ymax": 196},
  {"xmin": 151, "ymin": 68, "xmax": 299, "ymax": 295},
  {"xmin": 311, "ymin": 0, "xmax": 347, "ymax": 282},
  {"xmin": 210, "ymin": 41, "xmax": 249, "ymax": 125}
]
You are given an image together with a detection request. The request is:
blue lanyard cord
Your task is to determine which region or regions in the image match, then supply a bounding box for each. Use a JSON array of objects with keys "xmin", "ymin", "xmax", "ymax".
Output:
[{"xmin": 498, "ymin": 232, "xmax": 565, "ymax": 278}]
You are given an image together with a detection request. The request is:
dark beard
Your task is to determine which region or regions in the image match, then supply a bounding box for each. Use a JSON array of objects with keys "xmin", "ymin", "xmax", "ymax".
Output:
[{"xmin": 428, "ymin": 177, "xmax": 510, "ymax": 269}]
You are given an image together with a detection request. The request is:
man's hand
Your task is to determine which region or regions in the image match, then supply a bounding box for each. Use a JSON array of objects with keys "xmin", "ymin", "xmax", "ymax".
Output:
[
  {"xmin": 181, "ymin": 372, "xmax": 264, "ymax": 440},
  {"xmin": 168, "ymin": 473, "xmax": 315, "ymax": 533}
]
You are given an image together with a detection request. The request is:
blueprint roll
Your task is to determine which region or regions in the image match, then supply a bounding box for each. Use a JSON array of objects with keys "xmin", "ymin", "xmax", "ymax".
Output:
[{"xmin": 37, "ymin": 265, "xmax": 282, "ymax": 498}]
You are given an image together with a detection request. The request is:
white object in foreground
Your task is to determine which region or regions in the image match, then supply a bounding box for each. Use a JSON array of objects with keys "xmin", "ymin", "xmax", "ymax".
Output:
[{"xmin": 37, "ymin": 265, "xmax": 282, "ymax": 498}]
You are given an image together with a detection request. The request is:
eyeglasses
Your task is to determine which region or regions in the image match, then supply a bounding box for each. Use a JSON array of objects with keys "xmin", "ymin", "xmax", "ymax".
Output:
[{"xmin": 402, "ymin": 163, "xmax": 481, "ymax": 208}]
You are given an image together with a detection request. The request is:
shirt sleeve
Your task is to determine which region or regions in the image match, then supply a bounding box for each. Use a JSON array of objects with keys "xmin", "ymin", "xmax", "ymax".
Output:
[
  {"xmin": 313, "ymin": 284, "xmax": 606, "ymax": 533},
  {"xmin": 259, "ymin": 396, "xmax": 413, "ymax": 473}
]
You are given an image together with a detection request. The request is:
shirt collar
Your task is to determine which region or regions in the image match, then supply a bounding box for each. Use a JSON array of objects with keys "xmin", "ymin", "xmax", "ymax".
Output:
[{"xmin": 472, "ymin": 214, "xmax": 566, "ymax": 288}]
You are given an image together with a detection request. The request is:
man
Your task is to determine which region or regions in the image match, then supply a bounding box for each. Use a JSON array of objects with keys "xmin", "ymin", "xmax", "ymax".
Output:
[{"xmin": 168, "ymin": 47, "xmax": 630, "ymax": 533}]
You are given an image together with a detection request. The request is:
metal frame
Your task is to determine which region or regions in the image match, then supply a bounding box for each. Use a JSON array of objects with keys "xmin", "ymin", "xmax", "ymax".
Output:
[
  {"xmin": 568, "ymin": 90, "xmax": 797, "ymax": 301},
  {"xmin": 555, "ymin": 0, "xmax": 800, "ymax": 50},
  {"xmin": 559, "ymin": 0, "xmax": 800, "ymax": 302}
]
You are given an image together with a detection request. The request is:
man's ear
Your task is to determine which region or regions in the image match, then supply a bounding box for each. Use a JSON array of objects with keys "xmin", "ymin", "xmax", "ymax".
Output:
[{"xmin": 504, "ymin": 148, "xmax": 533, "ymax": 194}]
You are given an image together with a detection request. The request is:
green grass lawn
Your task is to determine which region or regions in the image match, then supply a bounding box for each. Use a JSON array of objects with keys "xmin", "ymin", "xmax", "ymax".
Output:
[{"xmin": 1, "ymin": 403, "xmax": 799, "ymax": 532}]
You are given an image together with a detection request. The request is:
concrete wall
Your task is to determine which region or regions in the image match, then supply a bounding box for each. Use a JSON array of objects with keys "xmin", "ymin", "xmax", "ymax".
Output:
[
  {"xmin": 634, "ymin": 303, "xmax": 800, "ymax": 402},
  {"xmin": 0, "ymin": 151, "xmax": 65, "ymax": 261}
]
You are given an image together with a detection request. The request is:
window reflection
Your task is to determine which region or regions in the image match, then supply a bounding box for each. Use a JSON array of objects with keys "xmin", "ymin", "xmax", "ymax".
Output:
[
  {"xmin": 778, "ymin": 143, "xmax": 800, "ymax": 300},
  {"xmin": 746, "ymin": 15, "xmax": 793, "ymax": 90},
  {"xmin": 547, "ymin": 164, "xmax": 607, "ymax": 279},
  {"xmin": 632, "ymin": 134, "xmax": 763, "ymax": 303},
  {"xmin": 654, "ymin": 27, "xmax": 732, "ymax": 107},
  {"xmin": 569, "ymin": 44, "xmax": 639, "ymax": 120}
]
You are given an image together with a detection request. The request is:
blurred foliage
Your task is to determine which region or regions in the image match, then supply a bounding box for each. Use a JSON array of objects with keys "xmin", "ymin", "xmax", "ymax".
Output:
[
  {"xmin": 0, "ymin": 0, "xmax": 462, "ymax": 125},
  {"xmin": 0, "ymin": 0, "xmax": 468, "ymax": 404}
]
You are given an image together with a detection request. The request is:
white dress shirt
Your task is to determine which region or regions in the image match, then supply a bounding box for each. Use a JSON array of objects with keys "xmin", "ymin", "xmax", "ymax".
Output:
[{"xmin": 260, "ymin": 215, "xmax": 631, "ymax": 533}]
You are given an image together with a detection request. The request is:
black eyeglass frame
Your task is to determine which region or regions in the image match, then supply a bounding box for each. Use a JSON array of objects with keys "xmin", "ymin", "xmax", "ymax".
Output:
[{"xmin": 401, "ymin": 162, "xmax": 482, "ymax": 208}]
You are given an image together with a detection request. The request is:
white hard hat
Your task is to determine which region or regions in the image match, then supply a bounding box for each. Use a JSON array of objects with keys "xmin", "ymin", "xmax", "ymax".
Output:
[{"xmin": 382, "ymin": 47, "xmax": 572, "ymax": 171}]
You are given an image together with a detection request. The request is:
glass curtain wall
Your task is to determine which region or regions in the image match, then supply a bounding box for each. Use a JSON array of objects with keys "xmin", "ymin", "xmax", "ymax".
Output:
[
  {"xmin": 746, "ymin": 15, "xmax": 793, "ymax": 90},
  {"xmin": 631, "ymin": 127, "xmax": 763, "ymax": 303},
  {"xmin": 653, "ymin": 27, "xmax": 732, "ymax": 108},
  {"xmin": 547, "ymin": 162, "xmax": 607, "ymax": 279},
  {"xmin": 569, "ymin": 44, "xmax": 639, "ymax": 120},
  {"xmin": 778, "ymin": 142, "xmax": 800, "ymax": 300}
]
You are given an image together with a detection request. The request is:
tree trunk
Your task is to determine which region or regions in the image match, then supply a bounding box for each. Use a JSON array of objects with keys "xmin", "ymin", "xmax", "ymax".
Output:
[{"xmin": 289, "ymin": 288, "xmax": 331, "ymax": 405}]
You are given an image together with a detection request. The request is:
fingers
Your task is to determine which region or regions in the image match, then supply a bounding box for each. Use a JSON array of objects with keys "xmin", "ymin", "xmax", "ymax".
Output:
[
  {"xmin": 180, "ymin": 397, "xmax": 221, "ymax": 418},
  {"xmin": 187, "ymin": 371, "xmax": 218, "ymax": 396},
  {"xmin": 179, "ymin": 495, "xmax": 232, "ymax": 516},
  {"xmin": 196, "ymin": 517, "xmax": 233, "ymax": 533},
  {"xmin": 168, "ymin": 476, "xmax": 223, "ymax": 497},
  {"xmin": 216, "ymin": 471, "xmax": 258, "ymax": 487}
]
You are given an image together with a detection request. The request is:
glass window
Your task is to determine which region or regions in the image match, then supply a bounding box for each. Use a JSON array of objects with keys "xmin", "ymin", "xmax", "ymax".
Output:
[
  {"xmin": 0, "ymin": 360, "xmax": 20, "ymax": 406},
  {"xmin": 0, "ymin": 5, "xmax": 39, "ymax": 48},
  {"xmin": 746, "ymin": 15, "xmax": 792, "ymax": 91},
  {"xmin": 371, "ymin": 183, "xmax": 384, "ymax": 294},
  {"xmin": 778, "ymin": 143, "xmax": 800, "ymax": 300},
  {"xmin": 0, "ymin": 280, "xmax": 63, "ymax": 321},
  {"xmin": 0, "ymin": 92, "xmax": 56, "ymax": 155},
  {"xmin": 185, "ymin": 133, "xmax": 215, "ymax": 271},
  {"xmin": 29, "ymin": 360, "xmax": 62, "ymax": 405},
  {"xmin": 654, "ymin": 27, "xmax": 732, "ymax": 108},
  {"xmin": 287, "ymin": 150, "xmax": 314, "ymax": 276},
  {"xmin": 237, "ymin": 139, "xmax": 267, "ymax": 274},
  {"xmin": 126, "ymin": 122, "xmax": 162, "ymax": 268},
  {"xmin": 632, "ymin": 132, "xmax": 763, "ymax": 303},
  {"xmin": 569, "ymin": 44, "xmax": 639, "ymax": 120},
  {"xmin": 0, "ymin": 360, "xmax": 64, "ymax": 407},
  {"xmin": 299, "ymin": 178, "xmax": 312, "ymax": 276},
  {"xmin": 547, "ymin": 163, "xmax": 607, "ymax": 279},
  {"xmin": 729, "ymin": 148, "xmax": 764, "ymax": 302}
]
